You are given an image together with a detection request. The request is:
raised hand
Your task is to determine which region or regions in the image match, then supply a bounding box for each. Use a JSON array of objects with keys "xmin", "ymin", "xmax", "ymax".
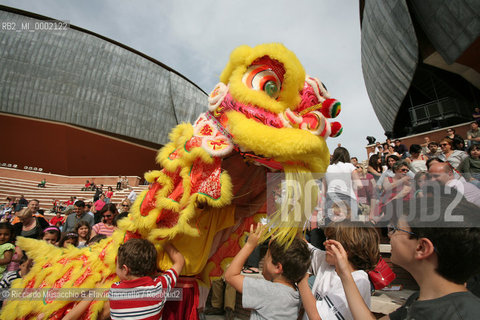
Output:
[
  {"xmin": 325, "ymin": 239, "xmax": 353, "ymax": 278},
  {"xmin": 246, "ymin": 222, "xmax": 266, "ymax": 247}
]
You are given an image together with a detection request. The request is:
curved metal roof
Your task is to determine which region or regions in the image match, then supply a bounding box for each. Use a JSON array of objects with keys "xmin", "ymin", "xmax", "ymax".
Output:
[
  {"xmin": 361, "ymin": 0, "xmax": 418, "ymax": 133},
  {"xmin": 0, "ymin": 6, "xmax": 207, "ymax": 146},
  {"xmin": 361, "ymin": 0, "xmax": 480, "ymax": 134},
  {"xmin": 409, "ymin": 0, "xmax": 480, "ymax": 64}
]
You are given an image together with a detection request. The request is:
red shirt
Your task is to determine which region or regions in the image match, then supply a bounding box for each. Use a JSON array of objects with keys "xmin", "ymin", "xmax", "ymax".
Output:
[
  {"xmin": 109, "ymin": 268, "xmax": 177, "ymax": 320},
  {"xmin": 50, "ymin": 216, "xmax": 65, "ymax": 226},
  {"xmin": 94, "ymin": 199, "xmax": 105, "ymax": 211}
]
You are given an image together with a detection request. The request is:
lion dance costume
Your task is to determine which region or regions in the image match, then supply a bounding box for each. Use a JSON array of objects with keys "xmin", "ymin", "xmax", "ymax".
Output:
[{"xmin": 1, "ymin": 43, "xmax": 342, "ymax": 319}]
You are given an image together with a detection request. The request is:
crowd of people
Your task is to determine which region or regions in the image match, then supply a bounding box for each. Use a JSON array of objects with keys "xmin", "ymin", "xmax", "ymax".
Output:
[
  {"xmin": 0, "ymin": 122, "xmax": 479, "ymax": 319},
  {"xmin": 353, "ymin": 124, "xmax": 480, "ymax": 223}
]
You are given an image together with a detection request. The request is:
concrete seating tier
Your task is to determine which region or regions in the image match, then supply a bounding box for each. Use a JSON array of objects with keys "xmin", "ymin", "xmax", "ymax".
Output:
[{"xmin": 0, "ymin": 175, "xmax": 148, "ymax": 214}]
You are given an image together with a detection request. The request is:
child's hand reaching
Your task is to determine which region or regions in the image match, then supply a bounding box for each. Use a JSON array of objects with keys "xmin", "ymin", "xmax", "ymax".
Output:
[
  {"xmin": 163, "ymin": 242, "xmax": 185, "ymax": 275},
  {"xmin": 246, "ymin": 222, "xmax": 265, "ymax": 248},
  {"xmin": 225, "ymin": 222, "xmax": 266, "ymax": 294},
  {"xmin": 325, "ymin": 239, "xmax": 353, "ymax": 278}
]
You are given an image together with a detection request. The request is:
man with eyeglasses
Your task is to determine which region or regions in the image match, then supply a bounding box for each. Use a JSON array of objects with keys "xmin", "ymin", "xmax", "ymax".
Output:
[
  {"xmin": 63, "ymin": 200, "xmax": 95, "ymax": 233},
  {"xmin": 429, "ymin": 162, "xmax": 480, "ymax": 208}
]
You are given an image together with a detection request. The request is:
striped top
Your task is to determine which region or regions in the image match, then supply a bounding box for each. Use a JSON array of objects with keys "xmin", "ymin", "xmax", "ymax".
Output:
[
  {"xmin": 0, "ymin": 270, "xmax": 21, "ymax": 288},
  {"xmin": 92, "ymin": 223, "xmax": 116, "ymax": 237},
  {"xmin": 109, "ymin": 268, "xmax": 177, "ymax": 320}
]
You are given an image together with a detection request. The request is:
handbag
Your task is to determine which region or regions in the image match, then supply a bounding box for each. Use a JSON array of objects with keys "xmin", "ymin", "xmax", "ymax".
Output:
[{"xmin": 368, "ymin": 257, "xmax": 396, "ymax": 290}]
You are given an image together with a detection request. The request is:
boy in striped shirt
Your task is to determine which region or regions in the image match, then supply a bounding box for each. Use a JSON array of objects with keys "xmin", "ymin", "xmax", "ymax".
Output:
[{"xmin": 109, "ymin": 239, "xmax": 184, "ymax": 320}]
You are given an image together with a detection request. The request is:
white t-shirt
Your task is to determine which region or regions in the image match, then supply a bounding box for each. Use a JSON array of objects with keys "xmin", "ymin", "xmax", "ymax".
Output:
[
  {"xmin": 325, "ymin": 162, "xmax": 356, "ymax": 199},
  {"xmin": 305, "ymin": 243, "xmax": 371, "ymax": 320},
  {"xmin": 446, "ymin": 180, "xmax": 480, "ymax": 208},
  {"xmin": 127, "ymin": 190, "xmax": 137, "ymax": 202},
  {"xmin": 409, "ymin": 160, "xmax": 427, "ymax": 174}
]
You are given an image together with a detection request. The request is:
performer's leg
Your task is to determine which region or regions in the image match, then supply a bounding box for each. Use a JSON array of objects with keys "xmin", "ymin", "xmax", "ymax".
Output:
[
  {"xmin": 208, "ymin": 279, "xmax": 225, "ymax": 311},
  {"xmin": 224, "ymin": 282, "xmax": 236, "ymax": 310}
]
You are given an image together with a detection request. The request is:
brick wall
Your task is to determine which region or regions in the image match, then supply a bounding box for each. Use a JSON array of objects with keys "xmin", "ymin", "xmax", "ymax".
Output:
[{"xmin": 0, "ymin": 167, "xmax": 140, "ymax": 186}]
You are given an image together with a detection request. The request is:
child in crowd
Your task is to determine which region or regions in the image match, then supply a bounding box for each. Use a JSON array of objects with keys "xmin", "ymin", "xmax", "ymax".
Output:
[
  {"xmin": 41, "ymin": 227, "xmax": 61, "ymax": 246},
  {"xmin": 74, "ymin": 221, "xmax": 91, "ymax": 248},
  {"xmin": 59, "ymin": 232, "xmax": 79, "ymax": 248},
  {"xmin": 327, "ymin": 192, "xmax": 480, "ymax": 320},
  {"xmin": 49, "ymin": 210, "xmax": 65, "ymax": 227},
  {"xmin": 413, "ymin": 171, "xmax": 428, "ymax": 198},
  {"xmin": 298, "ymin": 221, "xmax": 379, "ymax": 320},
  {"xmin": 6, "ymin": 246, "xmax": 23, "ymax": 273},
  {"xmin": 108, "ymin": 239, "xmax": 184, "ymax": 319},
  {"xmin": 62, "ymin": 238, "xmax": 184, "ymax": 320},
  {"xmin": 225, "ymin": 223, "xmax": 311, "ymax": 319},
  {"xmin": 0, "ymin": 222, "xmax": 15, "ymax": 278},
  {"xmin": 2, "ymin": 223, "xmax": 21, "ymax": 273},
  {"xmin": 0, "ymin": 254, "xmax": 32, "ymax": 289}
]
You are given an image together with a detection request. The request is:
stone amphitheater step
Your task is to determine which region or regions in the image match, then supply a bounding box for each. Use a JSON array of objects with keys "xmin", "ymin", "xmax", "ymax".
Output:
[{"xmin": 0, "ymin": 176, "xmax": 148, "ymax": 212}]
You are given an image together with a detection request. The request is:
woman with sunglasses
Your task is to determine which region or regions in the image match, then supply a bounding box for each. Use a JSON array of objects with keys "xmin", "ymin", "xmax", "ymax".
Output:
[
  {"xmin": 438, "ymin": 138, "xmax": 467, "ymax": 170},
  {"xmin": 119, "ymin": 199, "xmax": 131, "ymax": 214},
  {"xmin": 376, "ymin": 155, "xmax": 415, "ymax": 191},
  {"xmin": 376, "ymin": 160, "xmax": 412, "ymax": 217},
  {"xmin": 90, "ymin": 203, "xmax": 118, "ymax": 239}
]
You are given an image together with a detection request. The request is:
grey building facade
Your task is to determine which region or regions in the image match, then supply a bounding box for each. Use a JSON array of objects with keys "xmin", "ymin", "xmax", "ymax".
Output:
[
  {"xmin": 360, "ymin": 0, "xmax": 480, "ymax": 138},
  {"xmin": 0, "ymin": 6, "xmax": 207, "ymax": 146}
]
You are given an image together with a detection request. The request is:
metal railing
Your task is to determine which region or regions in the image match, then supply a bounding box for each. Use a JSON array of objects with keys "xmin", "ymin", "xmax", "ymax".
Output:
[{"xmin": 409, "ymin": 97, "xmax": 472, "ymax": 126}]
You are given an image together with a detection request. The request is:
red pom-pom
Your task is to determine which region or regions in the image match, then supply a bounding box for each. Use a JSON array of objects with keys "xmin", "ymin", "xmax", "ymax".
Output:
[
  {"xmin": 330, "ymin": 122, "xmax": 343, "ymax": 137},
  {"xmin": 321, "ymin": 99, "xmax": 341, "ymax": 118}
]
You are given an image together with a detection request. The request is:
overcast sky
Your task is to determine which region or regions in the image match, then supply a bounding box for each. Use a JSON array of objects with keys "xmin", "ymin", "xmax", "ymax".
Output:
[{"xmin": 1, "ymin": 0, "xmax": 386, "ymax": 160}]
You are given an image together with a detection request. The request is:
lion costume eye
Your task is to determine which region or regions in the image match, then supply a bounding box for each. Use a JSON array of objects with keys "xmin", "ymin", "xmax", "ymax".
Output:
[{"xmin": 242, "ymin": 64, "xmax": 282, "ymax": 99}]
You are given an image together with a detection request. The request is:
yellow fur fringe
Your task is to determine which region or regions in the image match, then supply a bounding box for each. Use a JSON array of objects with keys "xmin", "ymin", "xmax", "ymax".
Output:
[{"xmin": 262, "ymin": 170, "xmax": 319, "ymax": 247}]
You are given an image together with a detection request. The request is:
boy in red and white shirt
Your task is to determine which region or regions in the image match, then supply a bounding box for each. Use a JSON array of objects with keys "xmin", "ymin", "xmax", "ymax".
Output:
[{"xmin": 109, "ymin": 239, "xmax": 184, "ymax": 320}]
